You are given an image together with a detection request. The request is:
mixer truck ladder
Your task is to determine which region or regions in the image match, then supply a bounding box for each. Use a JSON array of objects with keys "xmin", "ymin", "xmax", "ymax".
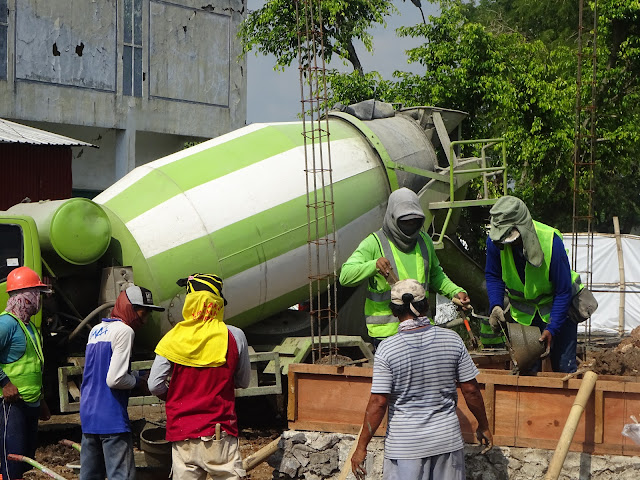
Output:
[{"xmin": 427, "ymin": 134, "xmax": 508, "ymax": 249}]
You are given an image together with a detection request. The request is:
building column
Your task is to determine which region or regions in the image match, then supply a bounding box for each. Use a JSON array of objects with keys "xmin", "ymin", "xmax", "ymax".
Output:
[{"xmin": 115, "ymin": 127, "xmax": 136, "ymax": 180}]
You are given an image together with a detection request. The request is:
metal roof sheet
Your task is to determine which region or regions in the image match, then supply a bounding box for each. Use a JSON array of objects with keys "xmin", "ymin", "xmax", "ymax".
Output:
[{"xmin": 0, "ymin": 118, "xmax": 96, "ymax": 147}]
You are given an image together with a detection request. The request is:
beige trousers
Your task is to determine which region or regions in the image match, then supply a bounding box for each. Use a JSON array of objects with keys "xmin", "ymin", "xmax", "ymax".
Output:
[{"xmin": 171, "ymin": 434, "xmax": 246, "ymax": 480}]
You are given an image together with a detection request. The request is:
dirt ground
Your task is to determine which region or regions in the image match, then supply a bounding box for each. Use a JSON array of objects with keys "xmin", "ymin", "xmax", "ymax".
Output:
[
  {"xmin": 24, "ymin": 403, "xmax": 282, "ymax": 480},
  {"xmin": 588, "ymin": 326, "xmax": 640, "ymax": 376}
]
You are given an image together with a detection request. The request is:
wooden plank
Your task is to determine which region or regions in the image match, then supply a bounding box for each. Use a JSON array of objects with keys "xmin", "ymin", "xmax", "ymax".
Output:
[
  {"xmin": 485, "ymin": 383, "xmax": 495, "ymax": 433},
  {"xmin": 287, "ymin": 366, "xmax": 297, "ymax": 422},
  {"xmin": 594, "ymin": 389, "xmax": 604, "ymax": 443},
  {"xmin": 289, "ymin": 363, "xmax": 374, "ymax": 378}
]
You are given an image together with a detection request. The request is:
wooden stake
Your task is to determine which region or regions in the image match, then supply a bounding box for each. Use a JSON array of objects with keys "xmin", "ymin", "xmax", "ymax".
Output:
[
  {"xmin": 242, "ymin": 438, "xmax": 281, "ymax": 472},
  {"xmin": 613, "ymin": 217, "xmax": 626, "ymax": 336},
  {"xmin": 545, "ymin": 371, "xmax": 598, "ymax": 480},
  {"xmin": 337, "ymin": 426, "xmax": 363, "ymax": 480}
]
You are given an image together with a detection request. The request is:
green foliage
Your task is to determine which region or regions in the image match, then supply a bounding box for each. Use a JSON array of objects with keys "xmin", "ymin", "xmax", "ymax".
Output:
[
  {"xmin": 241, "ymin": 0, "xmax": 640, "ymax": 234},
  {"xmin": 239, "ymin": 0, "xmax": 396, "ymax": 74}
]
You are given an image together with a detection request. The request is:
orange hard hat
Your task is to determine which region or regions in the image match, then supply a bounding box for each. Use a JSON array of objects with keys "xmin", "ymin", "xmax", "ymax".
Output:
[{"xmin": 6, "ymin": 266, "xmax": 50, "ymax": 293}]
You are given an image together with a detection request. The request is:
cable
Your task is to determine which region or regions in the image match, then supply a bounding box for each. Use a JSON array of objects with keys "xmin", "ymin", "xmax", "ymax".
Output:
[{"xmin": 2, "ymin": 399, "xmax": 12, "ymax": 480}]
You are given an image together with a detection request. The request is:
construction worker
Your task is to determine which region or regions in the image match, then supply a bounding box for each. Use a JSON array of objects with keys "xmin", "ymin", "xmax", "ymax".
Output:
[
  {"xmin": 148, "ymin": 274, "xmax": 251, "ymax": 480},
  {"xmin": 340, "ymin": 188, "xmax": 470, "ymax": 346},
  {"xmin": 0, "ymin": 267, "xmax": 52, "ymax": 480},
  {"xmin": 80, "ymin": 284, "xmax": 165, "ymax": 480},
  {"xmin": 485, "ymin": 196, "xmax": 582, "ymax": 373},
  {"xmin": 351, "ymin": 279, "xmax": 492, "ymax": 480}
]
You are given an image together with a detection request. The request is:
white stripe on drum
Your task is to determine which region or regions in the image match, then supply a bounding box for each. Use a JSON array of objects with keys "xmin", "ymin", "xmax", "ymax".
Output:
[
  {"xmin": 127, "ymin": 137, "xmax": 379, "ymax": 259},
  {"xmin": 222, "ymin": 204, "xmax": 387, "ymax": 318},
  {"xmin": 95, "ymin": 123, "xmax": 271, "ymax": 205}
]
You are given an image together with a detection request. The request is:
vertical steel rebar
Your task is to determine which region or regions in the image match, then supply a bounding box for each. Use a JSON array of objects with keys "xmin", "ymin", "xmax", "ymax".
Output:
[
  {"xmin": 295, "ymin": 0, "xmax": 338, "ymax": 364},
  {"xmin": 572, "ymin": 0, "xmax": 598, "ymax": 347}
]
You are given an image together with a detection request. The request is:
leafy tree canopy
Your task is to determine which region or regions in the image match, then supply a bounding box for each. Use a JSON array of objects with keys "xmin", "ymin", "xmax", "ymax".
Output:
[
  {"xmin": 239, "ymin": 0, "xmax": 397, "ymax": 74},
  {"xmin": 241, "ymin": 0, "xmax": 640, "ymax": 234}
]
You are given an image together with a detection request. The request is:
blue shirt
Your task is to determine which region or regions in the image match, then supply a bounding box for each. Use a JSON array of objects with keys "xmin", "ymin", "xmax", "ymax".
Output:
[
  {"xmin": 80, "ymin": 318, "xmax": 138, "ymax": 434},
  {"xmin": 485, "ymin": 234, "xmax": 573, "ymax": 336}
]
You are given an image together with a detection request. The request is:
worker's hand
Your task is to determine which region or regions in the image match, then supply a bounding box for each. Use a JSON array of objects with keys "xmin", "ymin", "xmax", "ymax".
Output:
[
  {"xmin": 455, "ymin": 292, "xmax": 471, "ymax": 311},
  {"xmin": 476, "ymin": 427, "xmax": 493, "ymax": 454},
  {"xmin": 539, "ymin": 329, "xmax": 552, "ymax": 349},
  {"xmin": 39, "ymin": 398, "xmax": 51, "ymax": 421},
  {"xmin": 350, "ymin": 446, "xmax": 367, "ymax": 480},
  {"xmin": 134, "ymin": 376, "xmax": 150, "ymax": 396},
  {"xmin": 375, "ymin": 257, "xmax": 392, "ymax": 278},
  {"xmin": 2, "ymin": 382, "xmax": 21, "ymax": 403},
  {"xmin": 488, "ymin": 306, "xmax": 506, "ymax": 332}
]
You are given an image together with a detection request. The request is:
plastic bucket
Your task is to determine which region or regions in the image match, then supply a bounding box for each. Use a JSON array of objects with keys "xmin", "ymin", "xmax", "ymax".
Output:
[{"xmin": 140, "ymin": 426, "xmax": 171, "ymax": 470}]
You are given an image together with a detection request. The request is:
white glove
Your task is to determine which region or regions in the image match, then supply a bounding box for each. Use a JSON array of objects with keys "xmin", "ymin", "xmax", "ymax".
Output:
[{"xmin": 489, "ymin": 305, "xmax": 506, "ymax": 332}]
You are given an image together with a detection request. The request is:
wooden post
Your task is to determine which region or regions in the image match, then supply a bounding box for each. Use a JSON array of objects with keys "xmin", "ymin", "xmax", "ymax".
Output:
[
  {"xmin": 242, "ymin": 438, "xmax": 281, "ymax": 472},
  {"xmin": 613, "ymin": 217, "xmax": 626, "ymax": 336},
  {"xmin": 545, "ymin": 371, "xmax": 598, "ymax": 480}
]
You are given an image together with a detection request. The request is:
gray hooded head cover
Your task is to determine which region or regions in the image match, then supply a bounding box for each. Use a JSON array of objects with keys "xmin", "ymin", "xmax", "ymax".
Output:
[
  {"xmin": 489, "ymin": 196, "xmax": 544, "ymax": 268},
  {"xmin": 382, "ymin": 188, "xmax": 425, "ymax": 252}
]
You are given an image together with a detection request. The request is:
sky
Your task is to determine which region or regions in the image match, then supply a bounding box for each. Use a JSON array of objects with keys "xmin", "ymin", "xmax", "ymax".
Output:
[{"xmin": 245, "ymin": 1, "xmax": 440, "ymax": 124}]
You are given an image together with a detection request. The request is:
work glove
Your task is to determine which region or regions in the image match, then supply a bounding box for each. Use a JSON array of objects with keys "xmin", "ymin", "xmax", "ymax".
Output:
[{"xmin": 488, "ymin": 305, "xmax": 506, "ymax": 332}]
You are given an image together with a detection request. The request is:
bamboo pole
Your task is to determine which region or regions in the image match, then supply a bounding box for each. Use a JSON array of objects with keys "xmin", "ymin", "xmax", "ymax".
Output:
[
  {"xmin": 242, "ymin": 437, "xmax": 281, "ymax": 472},
  {"xmin": 613, "ymin": 217, "xmax": 626, "ymax": 336},
  {"xmin": 337, "ymin": 426, "xmax": 363, "ymax": 480},
  {"xmin": 545, "ymin": 371, "xmax": 598, "ymax": 480}
]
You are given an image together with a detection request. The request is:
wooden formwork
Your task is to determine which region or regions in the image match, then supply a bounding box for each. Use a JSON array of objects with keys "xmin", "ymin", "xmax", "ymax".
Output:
[{"xmin": 287, "ymin": 364, "xmax": 640, "ymax": 456}]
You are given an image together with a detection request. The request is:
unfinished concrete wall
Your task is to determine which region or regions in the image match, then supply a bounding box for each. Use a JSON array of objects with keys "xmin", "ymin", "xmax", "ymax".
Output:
[
  {"xmin": 273, "ymin": 431, "xmax": 640, "ymax": 480},
  {"xmin": 0, "ymin": 0, "xmax": 246, "ymax": 192}
]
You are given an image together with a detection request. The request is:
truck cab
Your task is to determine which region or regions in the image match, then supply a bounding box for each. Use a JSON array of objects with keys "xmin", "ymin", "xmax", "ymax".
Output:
[{"xmin": 0, "ymin": 217, "xmax": 44, "ymax": 328}]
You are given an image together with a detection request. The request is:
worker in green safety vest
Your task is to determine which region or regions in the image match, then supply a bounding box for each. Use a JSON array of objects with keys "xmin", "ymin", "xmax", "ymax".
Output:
[
  {"xmin": 0, "ymin": 267, "xmax": 52, "ymax": 480},
  {"xmin": 339, "ymin": 188, "xmax": 470, "ymax": 347},
  {"xmin": 485, "ymin": 196, "xmax": 583, "ymax": 373}
]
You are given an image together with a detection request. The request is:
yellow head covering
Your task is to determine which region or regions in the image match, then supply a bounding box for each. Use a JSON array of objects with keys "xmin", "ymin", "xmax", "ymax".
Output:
[{"xmin": 155, "ymin": 274, "xmax": 229, "ymax": 367}]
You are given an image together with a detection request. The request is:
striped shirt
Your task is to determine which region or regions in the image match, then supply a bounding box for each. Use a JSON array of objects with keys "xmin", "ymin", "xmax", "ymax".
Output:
[{"xmin": 371, "ymin": 323, "xmax": 478, "ymax": 460}]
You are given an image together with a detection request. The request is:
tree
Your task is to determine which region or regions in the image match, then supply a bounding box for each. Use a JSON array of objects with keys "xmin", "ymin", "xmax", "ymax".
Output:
[
  {"xmin": 239, "ymin": 0, "xmax": 397, "ymax": 75},
  {"xmin": 241, "ymin": 0, "xmax": 640, "ymax": 234},
  {"xmin": 327, "ymin": 0, "xmax": 639, "ymax": 234}
]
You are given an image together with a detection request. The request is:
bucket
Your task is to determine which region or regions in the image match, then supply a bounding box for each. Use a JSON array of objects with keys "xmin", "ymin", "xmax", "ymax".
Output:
[
  {"xmin": 140, "ymin": 426, "xmax": 171, "ymax": 470},
  {"xmin": 507, "ymin": 323, "xmax": 548, "ymax": 372}
]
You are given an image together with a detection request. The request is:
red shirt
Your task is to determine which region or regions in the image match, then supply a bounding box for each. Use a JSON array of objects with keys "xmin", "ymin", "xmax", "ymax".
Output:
[{"xmin": 165, "ymin": 330, "xmax": 239, "ymax": 441}]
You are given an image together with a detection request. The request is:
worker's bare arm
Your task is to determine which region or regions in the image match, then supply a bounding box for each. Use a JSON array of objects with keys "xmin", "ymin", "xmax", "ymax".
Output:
[
  {"xmin": 351, "ymin": 393, "xmax": 388, "ymax": 479},
  {"xmin": 460, "ymin": 379, "xmax": 493, "ymax": 453}
]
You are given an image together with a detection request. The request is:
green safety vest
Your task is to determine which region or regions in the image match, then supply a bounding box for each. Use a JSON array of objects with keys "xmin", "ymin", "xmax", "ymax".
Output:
[
  {"xmin": 0, "ymin": 312, "xmax": 44, "ymax": 403},
  {"xmin": 365, "ymin": 230, "xmax": 429, "ymax": 339},
  {"xmin": 501, "ymin": 221, "xmax": 582, "ymax": 326}
]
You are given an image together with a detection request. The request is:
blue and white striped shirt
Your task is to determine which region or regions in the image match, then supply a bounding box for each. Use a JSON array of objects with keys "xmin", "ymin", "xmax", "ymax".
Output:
[{"xmin": 371, "ymin": 323, "xmax": 478, "ymax": 459}]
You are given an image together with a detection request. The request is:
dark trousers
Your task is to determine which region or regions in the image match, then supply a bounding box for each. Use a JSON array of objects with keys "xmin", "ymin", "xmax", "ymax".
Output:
[
  {"xmin": 0, "ymin": 399, "xmax": 40, "ymax": 480},
  {"xmin": 529, "ymin": 314, "xmax": 578, "ymax": 374},
  {"xmin": 80, "ymin": 432, "xmax": 136, "ymax": 480}
]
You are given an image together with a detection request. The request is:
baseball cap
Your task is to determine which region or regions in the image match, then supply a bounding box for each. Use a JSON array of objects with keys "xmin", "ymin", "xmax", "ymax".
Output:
[
  {"xmin": 125, "ymin": 285, "xmax": 165, "ymax": 311},
  {"xmin": 391, "ymin": 279, "xmax": 426, "ymax": 305}
]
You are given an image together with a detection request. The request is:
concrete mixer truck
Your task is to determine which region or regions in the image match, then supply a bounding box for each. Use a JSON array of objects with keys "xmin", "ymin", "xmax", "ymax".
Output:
[{"xmin": 0, "ymin": 101, "xmax": 506, "ymax": 410}]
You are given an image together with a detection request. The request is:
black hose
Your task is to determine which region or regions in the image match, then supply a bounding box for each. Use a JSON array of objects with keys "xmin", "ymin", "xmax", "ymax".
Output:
[{"xmin": 68, "ymin": 301, "xmax": 115, "ymax": 340}]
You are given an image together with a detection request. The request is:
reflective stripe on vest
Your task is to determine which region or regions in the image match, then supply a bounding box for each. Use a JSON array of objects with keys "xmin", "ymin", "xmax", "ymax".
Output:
[
  {"xmin": 0, "ymin": 312, "xmax": 44, "ymax": 403},
  {"xmin": 364, "ymin": 231, "xmax": 430, "ymax": 338},
  {"xmin": 479, "ymin": 317, "xmax": 506, "ymax": 346},
  {"xmin": 501, "ymin": 222, "xmax": 582, "ymax": 325}
]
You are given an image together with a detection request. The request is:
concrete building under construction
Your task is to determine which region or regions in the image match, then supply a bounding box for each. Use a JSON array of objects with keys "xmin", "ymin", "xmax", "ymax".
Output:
[{"xmin": 0, "ymin": 0, "xmax": 246, "ymax": 196}]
